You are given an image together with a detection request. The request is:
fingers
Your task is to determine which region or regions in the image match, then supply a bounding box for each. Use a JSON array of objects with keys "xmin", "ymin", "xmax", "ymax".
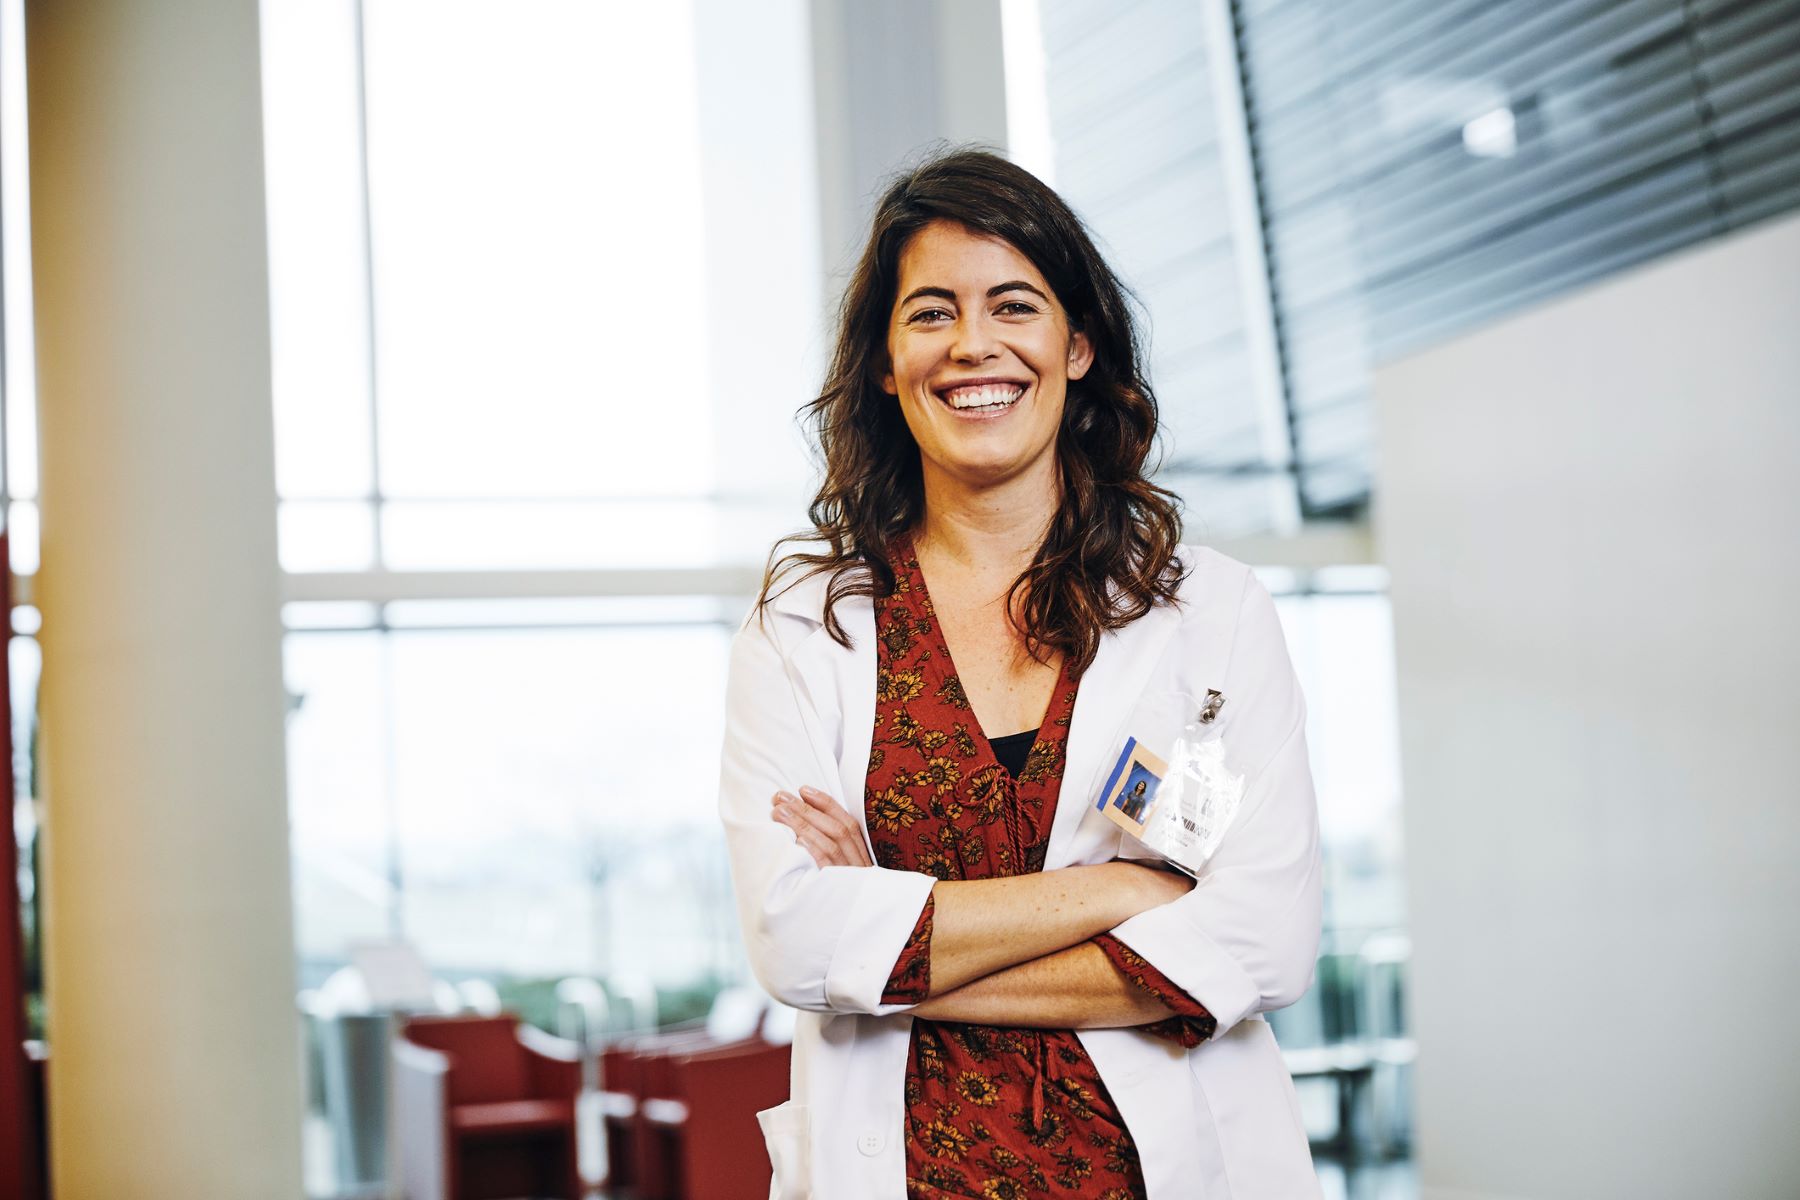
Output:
[
  {"xmin": 797, "ymin": 786, "xmax": 872, "ymax": 863},
  {"xmin": 769, "ymin": 787, "xmax": 874, "ymax": 868},
  {"xmin": 771, "ymin": 791, "xmax": 842, "ymax": 864},
  {"xmin": 786, "ymin": 820, "xmax": 838, "ymax": 866},
  {"xmin": 798, "ymin": 785, "xmax": 874, "ymax": 867},
  {"xmin": 787, "ymin": 787, "xmax": 873, "ymax": 867},
  {"xmin": 788, "ymin": 784, "xmax": 871, "ymax": 867},
  {"xmin": 773, "ymin": 796, "xmax": 858, "ymax": 867}
]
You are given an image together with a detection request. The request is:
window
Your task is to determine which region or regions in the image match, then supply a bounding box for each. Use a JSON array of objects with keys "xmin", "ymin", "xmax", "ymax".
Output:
[{"xmin": 262, "ymin": 0, "xmax": 820, "ymax": 993}]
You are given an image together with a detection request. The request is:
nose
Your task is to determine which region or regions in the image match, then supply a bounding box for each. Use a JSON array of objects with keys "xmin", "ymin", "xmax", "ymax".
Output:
[{"xmin": 949, "ymin": 310, "xmax": 1000, "ymax": 363}]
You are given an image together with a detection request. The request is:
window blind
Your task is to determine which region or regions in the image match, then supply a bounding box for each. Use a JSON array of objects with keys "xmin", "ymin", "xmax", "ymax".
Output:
[
  {"xmin": 1037, "ymin": 0, "xmax": 1300, "ymax": 538},
  {"xmin": 1233, "ymin": 0, "xmax": 1800, "ymax": 514}
]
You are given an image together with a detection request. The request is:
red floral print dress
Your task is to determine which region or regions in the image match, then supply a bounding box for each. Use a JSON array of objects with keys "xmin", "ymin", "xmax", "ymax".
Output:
[{"xmin": 866, "ymin": 534, "xmax": 1217, "ymax": 1200}]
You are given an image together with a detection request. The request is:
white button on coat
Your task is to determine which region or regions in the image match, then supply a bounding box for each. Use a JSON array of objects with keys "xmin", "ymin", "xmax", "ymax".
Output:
[{"xmin": 722, "ymin": 544, "xmax": 1326, "ymax": 1199}]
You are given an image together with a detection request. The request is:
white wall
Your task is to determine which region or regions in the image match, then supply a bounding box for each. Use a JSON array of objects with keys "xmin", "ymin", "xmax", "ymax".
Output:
[{"xmin": 1373, "ymin": 211, "xmax": 1800, "ymax": 1199}]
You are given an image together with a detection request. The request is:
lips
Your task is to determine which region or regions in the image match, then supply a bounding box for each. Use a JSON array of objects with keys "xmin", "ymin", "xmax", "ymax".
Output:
[{"xmin": 934, "ymin": 378, "xmax": 1029, "ymax": 413}]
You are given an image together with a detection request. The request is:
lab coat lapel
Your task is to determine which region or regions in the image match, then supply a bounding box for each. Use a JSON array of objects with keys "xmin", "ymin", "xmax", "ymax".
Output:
[
  {"xmin": 1045, "ymin": 599, "xmax": 1184, "ymax": 870},
  {"xmin": 771, "ymin": 568, "xmax": 877, "ymax": 842}
]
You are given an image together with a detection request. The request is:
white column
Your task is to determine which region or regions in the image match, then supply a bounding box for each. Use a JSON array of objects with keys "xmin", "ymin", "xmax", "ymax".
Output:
[{"xmin": 26, "ymin": 0, "xmax": 303, "ymax": 1195}]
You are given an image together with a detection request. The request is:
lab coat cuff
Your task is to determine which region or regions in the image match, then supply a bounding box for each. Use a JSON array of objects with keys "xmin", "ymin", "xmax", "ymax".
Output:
[
  {"xmin": 1108, "ymin": 901, "xmax": 1260, "ymax": 1037},
  {"xmin": 823, "ymin": 867, "xmax": 938, "ymax": 1015}
]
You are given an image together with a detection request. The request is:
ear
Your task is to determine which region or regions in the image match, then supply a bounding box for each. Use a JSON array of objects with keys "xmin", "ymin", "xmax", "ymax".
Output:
[
  {"xmin": 879, "ymin": 344, "xmax": 898, "ymax": 395},
  {"xmin": 1066, "ymin": 327, "xmax": 1095, "ymax": 381}
]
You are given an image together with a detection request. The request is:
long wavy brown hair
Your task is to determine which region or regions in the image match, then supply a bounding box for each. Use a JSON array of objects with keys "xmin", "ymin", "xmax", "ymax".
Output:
[{"xmin": 756, "ymin": 145, "xmax": 1188, "ymax": 674}]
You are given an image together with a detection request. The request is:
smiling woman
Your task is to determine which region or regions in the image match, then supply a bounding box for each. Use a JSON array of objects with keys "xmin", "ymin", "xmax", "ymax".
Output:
[
  {"xmin": 718, "ymin": 147, "xmax": 1324, "ymax": 1199},
  {"xmin": 766, "ymin": 149, "xmax": 1185, "ymax": 676}
]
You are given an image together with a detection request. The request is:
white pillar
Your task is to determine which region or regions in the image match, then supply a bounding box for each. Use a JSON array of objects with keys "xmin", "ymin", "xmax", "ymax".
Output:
[{"xmin": 26, "ymin": 0, "xmax": 304, "ymax": 1195}]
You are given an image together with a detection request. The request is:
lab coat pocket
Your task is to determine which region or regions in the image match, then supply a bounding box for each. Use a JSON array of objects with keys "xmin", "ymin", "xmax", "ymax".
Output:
[
  {"xmin": 757, "ymin": 1099, "xmax": 811, "ymax": 1200},
  {"xmin": 1101, "ymin": 685, "xmax": 1233, "ymax": 870},
  {"xmin": 1188, "ymin": 1019, "xmax": 1323, "ymax": 1197}
]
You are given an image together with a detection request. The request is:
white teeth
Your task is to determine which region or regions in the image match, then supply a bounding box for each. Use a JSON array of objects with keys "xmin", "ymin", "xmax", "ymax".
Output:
[{"xmin": 941, "ymin": 384, "xmax": 1025, "ymax": 410}]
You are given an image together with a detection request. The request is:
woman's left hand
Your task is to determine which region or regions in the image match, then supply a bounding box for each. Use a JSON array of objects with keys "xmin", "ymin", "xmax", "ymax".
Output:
[{"xmin": 771, "ymin": 786, "xmax": 873, "ymax": 867}]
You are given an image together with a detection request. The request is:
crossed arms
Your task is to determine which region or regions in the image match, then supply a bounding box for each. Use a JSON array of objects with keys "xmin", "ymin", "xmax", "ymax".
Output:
[
  {"xmin": 772, "ymin": 784, "xmax": 1202, "ymax": 1031},
  {"xmin": 717, "ymin": 570, "xmax": 1321, "ymax": 1037}
]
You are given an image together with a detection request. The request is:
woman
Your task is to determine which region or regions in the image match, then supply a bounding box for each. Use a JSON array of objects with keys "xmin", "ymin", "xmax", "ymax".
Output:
[
  {"xmin": 718, "ymin": 148, "xmax": 1323, "ymax": 1198},
  {"xmin": 1120, "ymin": 777, "xmax": 1153, "ymax": 824}
]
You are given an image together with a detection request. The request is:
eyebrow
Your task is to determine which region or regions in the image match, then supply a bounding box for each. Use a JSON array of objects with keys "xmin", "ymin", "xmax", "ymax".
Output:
[{"xmin": 899, "ymin": 280, "xmax": 1050, "ymax": 308}]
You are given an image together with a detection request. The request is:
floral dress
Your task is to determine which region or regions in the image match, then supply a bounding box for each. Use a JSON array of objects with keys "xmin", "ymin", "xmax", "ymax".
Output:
[{"xmin": 866, "ymin": 534, "xmax": 1217, "ymax": 1200}]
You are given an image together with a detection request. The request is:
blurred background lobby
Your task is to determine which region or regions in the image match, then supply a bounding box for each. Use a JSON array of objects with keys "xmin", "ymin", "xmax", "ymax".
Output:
[{"xmin": 0, "ymin": 0, "xmax": 1796, "ymax": 1197}]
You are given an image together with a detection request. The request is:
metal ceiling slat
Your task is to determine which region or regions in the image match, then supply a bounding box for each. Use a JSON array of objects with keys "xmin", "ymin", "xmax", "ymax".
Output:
[
  {"xmin": 1251, "ymin": 3, "xmax": 1691, "ymax": 220},
  {"xmin": 1265, "ymin": 93, "xmax": 1710, "ymax": 336},
  {"xmin": 1244, "ymin": 0, "xmax": 1639, "ymax": 133},
  {"xmin": 1039, "ymin": 0, "xmax": 1287, "ymax": 536}
]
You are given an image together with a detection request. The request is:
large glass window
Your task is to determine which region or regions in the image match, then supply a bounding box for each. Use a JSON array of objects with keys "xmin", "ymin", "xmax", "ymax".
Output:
[
  {"xmin": 262, "ymin": 0, "xmax": 819, "ymax": 1017},
  {"xmin": 263, "ymin": 0, "xmax": 818, "ymax": 577},
  {"xmin": 285, "ymin": 611, "xmax": 738, "ymax": 983}
]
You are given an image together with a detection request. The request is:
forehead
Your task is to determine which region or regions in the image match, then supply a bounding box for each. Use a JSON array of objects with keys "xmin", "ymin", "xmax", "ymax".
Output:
[{"xmin": 893, "ymin": 220, "xmax": 1051, "ymax": 295}]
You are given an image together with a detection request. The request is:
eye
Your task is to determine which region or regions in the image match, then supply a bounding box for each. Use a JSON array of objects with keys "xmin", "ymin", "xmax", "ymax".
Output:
[
  {"xmin": 997, "ymin": 300, "xmax": 1037, "ymax": 316},
  {"xmin": 908, "ymin": 308, "xmax": 951, "ymax": 325}
]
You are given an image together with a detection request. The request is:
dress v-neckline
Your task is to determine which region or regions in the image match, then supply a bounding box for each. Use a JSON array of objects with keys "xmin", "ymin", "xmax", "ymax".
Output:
[{"xmin": 895, "ymin": 533, "xmax": 1068, "ymax": 778}]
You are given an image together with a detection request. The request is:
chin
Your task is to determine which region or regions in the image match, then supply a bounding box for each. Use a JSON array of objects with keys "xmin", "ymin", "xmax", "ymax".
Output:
[{"xmin": 944, "ymin": 444, "xmax": 1050, "ymax": 485}]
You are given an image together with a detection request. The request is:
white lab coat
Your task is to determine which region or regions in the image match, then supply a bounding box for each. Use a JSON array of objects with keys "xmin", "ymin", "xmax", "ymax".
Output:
[{"xmin": 717, "ymin": 542, "xmax": 1325, "ymax": 1198}]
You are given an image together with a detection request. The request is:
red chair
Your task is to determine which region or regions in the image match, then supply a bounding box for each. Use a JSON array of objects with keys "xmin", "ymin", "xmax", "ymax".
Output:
[
  {"xmin": 596, "ymin": 1022, "xmax": 790, "ymax": 1200},
  {"xmin": 597, "ymin": 1024, "xmax": 718, "ymax": 1196},
  {"xmin": 641, "ymin": 1039, "xmax": 790, "ymax": 1200},
  {"xmin": 393, "ymin": 1014, "xmax": 583, "ymax": 1200}
]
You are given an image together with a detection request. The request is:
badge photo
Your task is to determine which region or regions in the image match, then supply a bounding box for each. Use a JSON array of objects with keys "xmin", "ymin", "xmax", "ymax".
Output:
[{"xmin": 1095, "ymin": 736, "xmax": 1170, "ymax": 837}]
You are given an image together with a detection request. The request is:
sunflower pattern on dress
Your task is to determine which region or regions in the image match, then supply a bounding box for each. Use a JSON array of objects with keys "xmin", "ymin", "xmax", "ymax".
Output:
[{"xmin": 865, "ymin": 534, "xmax": 1216, "ymax": 1199}]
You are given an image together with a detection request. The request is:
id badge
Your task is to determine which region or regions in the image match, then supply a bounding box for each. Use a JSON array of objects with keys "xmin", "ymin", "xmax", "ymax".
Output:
[{"xmin": 1095, "ymin": 688, "xmax": 1244, "ymax": 877}]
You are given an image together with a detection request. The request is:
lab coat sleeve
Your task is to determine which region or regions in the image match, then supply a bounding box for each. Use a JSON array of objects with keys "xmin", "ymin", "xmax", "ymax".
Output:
[
  {"xmin": 1104, "ymin": 571, "xmax": 1324, "ymax": 1039},
  {"xmin": 717, "ymin": 610, "xmax": 938, "ymax": 1016}
]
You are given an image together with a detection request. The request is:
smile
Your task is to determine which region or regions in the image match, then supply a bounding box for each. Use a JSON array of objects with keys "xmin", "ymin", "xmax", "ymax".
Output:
[{"xmin": 934, "ymin": 382, "xmax": 1026, "ymax": 415}]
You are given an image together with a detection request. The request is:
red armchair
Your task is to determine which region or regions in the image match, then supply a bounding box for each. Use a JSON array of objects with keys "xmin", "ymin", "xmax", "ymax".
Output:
[
  {"xmin": 598, "ymin": 1024, "xmax": 717, "ymax": 1195},
  {"xmin": 393, "ymin": 1014, "xmax": 584, "ymax": 1200},
  {"xmin": 642, "ymin": 1039, "xmax": 789, "ymax": 1200},
  {"xmin": 596, "ymin": 1022, "xmax": 788, "ymax": 1200}
]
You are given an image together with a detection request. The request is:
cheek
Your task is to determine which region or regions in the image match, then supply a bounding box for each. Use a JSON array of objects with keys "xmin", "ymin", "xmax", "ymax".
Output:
[{"xmin": 892, "ymin": 342, "xmax": 934, "ymax": 389}]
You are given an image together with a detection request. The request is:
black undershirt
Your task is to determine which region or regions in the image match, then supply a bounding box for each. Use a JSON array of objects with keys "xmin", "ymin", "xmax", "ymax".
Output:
[{"xmin": 986, "ymin": 728, "xmax": 1037, "ymax": 778}]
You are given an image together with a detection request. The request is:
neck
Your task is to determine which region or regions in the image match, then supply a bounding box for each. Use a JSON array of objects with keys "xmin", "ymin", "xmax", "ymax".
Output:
[{"xmin": 913, "ymin": 450, "xmax": 1059, "ymax": 576}]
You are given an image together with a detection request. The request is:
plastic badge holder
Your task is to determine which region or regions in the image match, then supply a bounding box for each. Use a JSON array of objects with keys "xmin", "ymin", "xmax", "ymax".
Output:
[{"xmin": 1095, "ymin": 688, "xmax": 1245, "ymax": 878}]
